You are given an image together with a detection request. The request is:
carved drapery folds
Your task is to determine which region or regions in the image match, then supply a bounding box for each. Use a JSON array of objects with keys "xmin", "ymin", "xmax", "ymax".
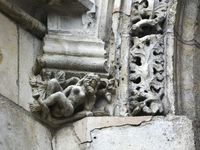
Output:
[{"xmin": 128, "ymin": 0, "xmax": 168, "ymax": 115}]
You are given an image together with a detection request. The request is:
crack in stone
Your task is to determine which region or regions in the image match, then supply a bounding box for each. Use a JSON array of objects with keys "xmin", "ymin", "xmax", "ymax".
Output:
[
  {"xmin": 72, "ymin": 124, "xmax": 85, "ymax": 149},
  {"xmin": 50, "ymin": 138, "xmax": 54, "ymax": 150},
  {"xmin": 112, "ymin": 11, "xmax": 131, "ymax": 17},
  {"xmin": 79, "ymin": 116, "xmax": 153, "ymax": 145}
]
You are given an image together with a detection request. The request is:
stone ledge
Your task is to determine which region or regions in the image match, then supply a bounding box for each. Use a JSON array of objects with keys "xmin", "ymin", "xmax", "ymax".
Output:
[
  {"xmin": 73, "ymin": 116, "xmax": 152, "ymax": 143},
  {"xmin": 53, "ymin": 116, "xmax": 195, "ymax": 150}
]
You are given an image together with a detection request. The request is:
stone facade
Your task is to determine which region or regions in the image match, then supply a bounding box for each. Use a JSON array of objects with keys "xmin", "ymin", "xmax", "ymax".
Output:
[
  {"xmin": 52, "ymin": 116, "xmax": 195, "ymax": 150},
  {"xmin": 0, "ymin": 0, "xmax": 200, "ymax": 149}
]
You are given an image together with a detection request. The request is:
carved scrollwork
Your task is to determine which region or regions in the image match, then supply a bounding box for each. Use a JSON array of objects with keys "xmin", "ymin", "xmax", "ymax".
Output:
[
  {"xmin": 129, "ymin": 35, "xmax": 165, "ymax": 115},
  {"xmin": 128, "ymin": 0, "xmax": 169, "ymax": 116}
]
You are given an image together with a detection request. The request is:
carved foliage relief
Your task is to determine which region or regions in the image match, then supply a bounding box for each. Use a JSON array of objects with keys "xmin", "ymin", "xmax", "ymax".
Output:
[{"xmin": 129, "ymin": 0, "xmax": 169, "ymax": 115}]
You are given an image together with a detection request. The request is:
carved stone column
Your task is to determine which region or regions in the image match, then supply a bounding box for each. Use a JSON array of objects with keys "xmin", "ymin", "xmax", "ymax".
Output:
[{"xmin": 38, "ymin": 0, "xmax": 113, "ymax": 75}]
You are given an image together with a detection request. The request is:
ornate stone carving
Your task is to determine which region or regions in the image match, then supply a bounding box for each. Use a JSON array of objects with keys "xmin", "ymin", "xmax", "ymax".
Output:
[
  {"xmin": 128, "ymin": 0, "xmax": 169, "ymax": 116},
  {"xmin": 129, "ymin": 35, "xmax": 165, "ymax": 115},
  {"xmin": 130, "ymin": 0, "xmax": 168, "ymax": 37},
  {"xmin": 28, "ymin": 0, "xmax": 172, "ymax": 122},
  {"xmin": 29, "ymin": 71, "xmax": 116, "ymax": 125},
  {"xmin": 93, "ymin": 78, "xmax": 117, "ymax": 116}
]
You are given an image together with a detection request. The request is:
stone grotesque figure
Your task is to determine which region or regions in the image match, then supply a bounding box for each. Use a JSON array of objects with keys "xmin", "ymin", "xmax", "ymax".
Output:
[
  {"xmin": 30, "ymin": 72, "xmax": 101, "ymax": 122},
  {"xmin": 130, "ymin": 0, "xmax": 168, "ymax": 37},
  {"xmin": 94, "ymin": 78, "xmax": 116, "ymax": 115},
  {"xmin": 129, "ymin": 85, "xmax": 164, "ymax": 116}
]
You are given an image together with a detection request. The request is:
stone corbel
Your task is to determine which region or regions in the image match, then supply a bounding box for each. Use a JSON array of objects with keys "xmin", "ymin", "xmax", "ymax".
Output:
[{"xmin": 29, "ymin": 71, "xmax": 117, "ymax": 127}]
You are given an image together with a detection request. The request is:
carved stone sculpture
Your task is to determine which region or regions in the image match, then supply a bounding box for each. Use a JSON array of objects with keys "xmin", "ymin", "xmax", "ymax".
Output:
[
  {"xmin": 128, "ymin": 0, "xmax": 169, "ymax": 115},
  {"xmin": 130, "ymin": 0, "xmax": 168, "ymax": 37},
  {"xmin": 28, "ymin": 0, "xmax": 172, "ymax": 123},
  {"xmin": 29, "ymin": 71, "xmax": 116, "ymax": 125},
  {"xmin": 94, "ymin": 78, "xmax": 117, "ymax": 116}
]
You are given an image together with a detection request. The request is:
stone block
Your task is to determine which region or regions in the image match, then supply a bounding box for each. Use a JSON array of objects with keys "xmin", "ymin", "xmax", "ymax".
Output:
[
  {"xmin": 18, "ymin": 28, "xmax": 42, "ymax": 111},
  {"xmin": 0, "ymin": 13, "xmax": 18, "ymax": 103},
  {"xmin": 53, "ymin": 116, "xmax": 195, "ymax": 150},
  {"xmin": 0, "ymin": 95, "xmax": 52, "ymax": 150},
  {"xmin": 52, "ymin": 126, "xmax": 81, "ymax": 150}
]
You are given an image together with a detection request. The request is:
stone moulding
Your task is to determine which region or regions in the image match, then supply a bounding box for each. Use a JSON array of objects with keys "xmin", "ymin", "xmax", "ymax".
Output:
[
  {"xmin": 38, "ymin": 55, "xmax": 106, "ymax": 73},
  {"xmin": 40, "ymin": 35, "xmax": 107, "ymax": 73},
  {"xmin": 43, "ymin": 35, "xmax": 105, "ymax": 58}
]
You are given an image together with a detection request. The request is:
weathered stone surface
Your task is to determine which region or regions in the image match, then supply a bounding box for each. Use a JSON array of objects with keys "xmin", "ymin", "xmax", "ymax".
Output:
[
  {"xmin": 128, "ymin": 0, "xmax": 177, "ymax": 116},
  {"xmin": 164, "ymin": 0, "xmax": 177, "ymax": 115},
  {"xmin": 39, "ymin": 54, "xmax": 106, "ymax": 72},
  {"xmin": 73, "ymin": 116, "xmax": 152, "ymax": 143},
  {"xmin": 53, "ymin": 116, "xmax": 194, "ymax": 150},
  {"xmin": 0, "ymin": 12, "xmax": 18, "ymax": 103},
  {"xmin": 43, "ymin": 35, "xmax": 105, "ymax": 58},
  {"xmin": 52, "ymin": 126, "xmax": 81, "ymax": 150},
  {"xmin": 175, "ymin": 0, "xmax": 199, "ymax": 120},
  {"xmin": 53, "ymin": 116, "xmax": 152, "ymax": 149},
  {"xmin": 19, "ymin": 28, "xmax": 42, "ymax": 111},
  {"xmin": 0, "ymin": 12, "xmax": 42, "ymax": 112},
  {"xmin": 0, "ymin": 95, "xmax": 52, "ymax": 150}
]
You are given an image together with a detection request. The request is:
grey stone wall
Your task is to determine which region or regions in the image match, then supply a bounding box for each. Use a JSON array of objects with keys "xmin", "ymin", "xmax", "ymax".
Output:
[
  {"xmin": 0, "ymin": 12, "xmax": 52, "ymax": 150},
  {"xmin": 175, "ymin": 0, "xmax": 199, "ymax": 120},
  {"xmin": 53, "ymin": 116, "xmax": 195, "ymax": 150},
  {"xmin": 0, "ymin": 95, "xmax": 52, "ymax": 150},
  {"xmin": 174, "ymin": 0, "xmax": 200, "ymax": 149},
  {"xmin": 0, "ymin": 12, "xmax": 42, "ymax": 111}
]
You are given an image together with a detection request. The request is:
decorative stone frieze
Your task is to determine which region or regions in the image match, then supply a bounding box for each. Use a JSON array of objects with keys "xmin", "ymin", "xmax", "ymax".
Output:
[
  {"xmin": 128, "ymin": 0, "xmax": 171, "ymax": 115},
  {"xmin": 129, "ymin": 35, "xmax": 165, "ymax": 115}
]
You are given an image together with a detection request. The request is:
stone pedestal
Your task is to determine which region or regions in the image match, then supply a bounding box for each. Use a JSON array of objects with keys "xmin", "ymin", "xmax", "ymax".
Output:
[{"xmin": 53, "ymin": 116, "xmax": 195, "ymax": 150}]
